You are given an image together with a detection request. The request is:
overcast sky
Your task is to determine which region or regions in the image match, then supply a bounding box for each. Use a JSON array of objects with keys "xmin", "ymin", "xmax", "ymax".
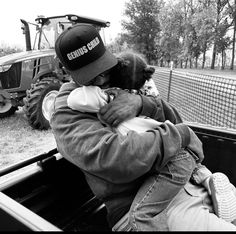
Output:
[{"xmin": 0, "ymin": 0, "xmax": 127, "ymax": 49}]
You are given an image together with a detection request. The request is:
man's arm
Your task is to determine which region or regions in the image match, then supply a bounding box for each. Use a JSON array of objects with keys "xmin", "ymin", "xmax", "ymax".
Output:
[
  {"xmin": 141, "ymin": 95, "xmax": 183, "ymax": 124},
  {"xmin": 51, "ymin": 111, "xmax": 190, "ymax": 184},
  {"xmin": 50, "ymin": 84, "xmax": 193, "ymax": 184},
  {"xmin": 98, "ymin": 89, "xmax": 203, "ymax": 163},
  {"xmin": 99, "ymin": 89, "xmax": 183, "ymax": 127}
]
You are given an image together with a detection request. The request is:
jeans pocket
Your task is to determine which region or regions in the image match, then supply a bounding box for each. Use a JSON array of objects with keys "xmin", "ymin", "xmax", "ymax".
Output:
[{"xmin": 166, "ymin": 150, "xmax": 196, "ymax": 184}]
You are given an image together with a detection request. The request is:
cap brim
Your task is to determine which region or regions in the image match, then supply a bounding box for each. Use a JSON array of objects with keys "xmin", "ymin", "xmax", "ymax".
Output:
[{"xmin": 70, "ymin": 49, "xmax": 118, "ymax": 85}]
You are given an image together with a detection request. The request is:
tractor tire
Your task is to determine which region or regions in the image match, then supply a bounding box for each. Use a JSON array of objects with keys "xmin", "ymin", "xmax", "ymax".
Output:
[
  {"xmin": 0, "ymin": 106, "xmax": 18, "ymax": 118},
  {"xmin": 0, "ymin": 91, "xmax": 18, "ymax": 118},
  {"xmin": 23, "ymin": 77, "xmax": 62, "ymax": 130}
]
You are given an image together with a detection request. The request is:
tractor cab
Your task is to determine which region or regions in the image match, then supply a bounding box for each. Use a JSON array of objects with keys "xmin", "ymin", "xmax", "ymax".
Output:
[{"xmin": 21, "ymin": 14, "xmax": 109, "ymax": 51}]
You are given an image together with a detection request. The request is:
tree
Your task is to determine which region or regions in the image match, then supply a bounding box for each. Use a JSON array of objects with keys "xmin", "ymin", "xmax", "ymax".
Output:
[
  {"xmin": 0, "ymin": 43, "xmax": 23, "ymax": 57},
  {"xmin": 226, "ymin": 0, "xmax": 236, "ymax": 70},
  {"xmin": 107, "ymin": 33, "xmax": 131, "ymax": 54},
  {"xmin": 181, "ymin": 0, "xmax": 200, "ymax": 68},
  {"xmin": 159, "ymin": 1, "xmax": 184, "ymax": 67},
  {"xmin": 215, "ymin": 20, "xmax": 232, "ymax": 69},
  {"xmin": 121, "ymin": 0, "xmax": 164, "ymax": 63},
  {"xmin": 191, "ymin": 1, "xmax": 215, "ymax": 68},
  {"xmin": 210, "ymin": 0, "xmax": 230, "ymax": 69}
]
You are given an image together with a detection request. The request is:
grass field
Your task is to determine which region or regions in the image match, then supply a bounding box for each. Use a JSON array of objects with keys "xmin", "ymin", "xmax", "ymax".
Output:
[
  {"xmin": 165, "ymin": 67, "xmax": 236, "ymax": 79},
  {"xmin": 0, "ymin": 107, "xmax": 56, "ymax": 170},
  {"xmin": 158, "ymin": 67, "xmax": 236, "ymax": 79}
]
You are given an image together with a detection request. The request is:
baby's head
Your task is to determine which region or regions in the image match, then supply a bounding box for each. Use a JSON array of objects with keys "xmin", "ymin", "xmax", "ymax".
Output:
[{"xmin": 109, "ymin": 52, "xmax": 155, "ymax": 90}]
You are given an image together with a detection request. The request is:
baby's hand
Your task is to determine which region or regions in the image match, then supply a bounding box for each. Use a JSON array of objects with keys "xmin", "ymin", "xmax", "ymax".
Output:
[{"xmin": 103, "ymin": 88, "xmax": 120, "ymax": 102}]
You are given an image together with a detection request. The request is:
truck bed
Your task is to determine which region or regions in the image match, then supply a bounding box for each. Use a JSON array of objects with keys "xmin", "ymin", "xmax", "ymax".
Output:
[
  {"xmin": 0, "ymin": 151, "xmax": 110, "ymax": 231},
  {"xmin": 0, "ymin": 123, "xmax": 235, "ymax": 231}
]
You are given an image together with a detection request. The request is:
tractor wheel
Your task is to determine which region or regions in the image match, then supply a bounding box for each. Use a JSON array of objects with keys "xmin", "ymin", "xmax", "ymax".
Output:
[
  {"xmin": 0, "ymin": 91, "xmax": 18, "ymax": 118},
  {"xmin": 23, "ymin": 77, "xmax": 62, "ymax": 130}
]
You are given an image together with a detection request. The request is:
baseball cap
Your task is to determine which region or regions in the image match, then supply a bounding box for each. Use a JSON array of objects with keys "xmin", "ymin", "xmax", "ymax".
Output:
[{"xmin": 55, "ymin": 24, "xmax": 118, "ymax": 85}]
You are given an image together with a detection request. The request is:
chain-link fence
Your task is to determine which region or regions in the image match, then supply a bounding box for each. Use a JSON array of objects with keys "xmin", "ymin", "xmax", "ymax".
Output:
[{"xmin": 152, "ymin": 68, "xmax": 236, "ymax": 130}]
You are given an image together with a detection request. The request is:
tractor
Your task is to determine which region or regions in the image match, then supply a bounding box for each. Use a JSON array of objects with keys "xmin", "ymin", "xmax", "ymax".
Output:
[{"xmin": 0, "ymin": 14, "xmax": 110, "ymax": 130}]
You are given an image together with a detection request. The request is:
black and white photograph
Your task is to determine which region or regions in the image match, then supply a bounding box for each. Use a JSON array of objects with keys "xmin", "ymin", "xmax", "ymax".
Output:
[{"xmin": 0, "ymin": 0, "xmax": 236, "ymax": 231}]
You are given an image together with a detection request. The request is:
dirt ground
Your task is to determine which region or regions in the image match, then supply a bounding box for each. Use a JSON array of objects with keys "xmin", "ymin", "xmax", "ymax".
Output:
[{"xmin": 0, "ymin": 107, "xmax": 56, "ymax": 170}]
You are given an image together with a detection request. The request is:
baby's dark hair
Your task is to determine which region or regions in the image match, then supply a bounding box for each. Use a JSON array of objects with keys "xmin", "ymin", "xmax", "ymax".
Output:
[{"xmin": 109, "ymin": 52, "xmax": 155, "ymax": 90}]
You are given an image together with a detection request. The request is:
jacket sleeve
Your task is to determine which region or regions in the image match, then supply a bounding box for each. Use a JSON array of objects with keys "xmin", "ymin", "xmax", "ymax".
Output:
[
  {"xmin": 51, "ymin": 101, "xmax": 190, "ymax": 184},
  {"xmin": 140, "ymin": 95, "xmax": 183, "ymax": 124}
]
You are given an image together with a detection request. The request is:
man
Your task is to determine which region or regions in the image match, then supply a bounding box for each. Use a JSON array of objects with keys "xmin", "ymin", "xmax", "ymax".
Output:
[{"xmin": 50, "ymin": 24, "xmax": 236, "ymax": 231}]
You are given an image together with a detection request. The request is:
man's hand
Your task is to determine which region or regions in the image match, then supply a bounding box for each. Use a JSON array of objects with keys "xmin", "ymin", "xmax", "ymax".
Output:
[{"xmin": 99, "ymin": 89, "xmax": 142, "ymax": 127}]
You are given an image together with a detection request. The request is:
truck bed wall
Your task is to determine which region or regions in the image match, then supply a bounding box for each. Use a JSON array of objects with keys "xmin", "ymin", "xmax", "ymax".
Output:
[{"xmin": 190, "ymin": 124, "xmax": 236, "ymax": 185}]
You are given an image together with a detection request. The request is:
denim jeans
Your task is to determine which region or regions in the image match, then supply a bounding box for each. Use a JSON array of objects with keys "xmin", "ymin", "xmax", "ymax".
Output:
[
  {"xmin": 113, "ymin": 182, "xmax": 236, "ymax": 231},
  {"xmin": 191, "ymin": 163, "xmax": 212, "ymax": 184},
  {"xmin": 128, "ymin": 149, "xmax": 196, "ymax": 231}
]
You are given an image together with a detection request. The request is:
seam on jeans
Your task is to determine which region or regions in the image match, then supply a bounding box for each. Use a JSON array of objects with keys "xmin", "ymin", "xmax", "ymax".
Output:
[
  {"xmin": 168, "ymin": 153, "xmax": 196, "ymax": 184},
  {"xmin": 170, "ymin": 150, "xmax": 190, "ymax": 161},
  {"xmin": 130, "ymin": 175, "xmax": 159, "ymax": 231}
]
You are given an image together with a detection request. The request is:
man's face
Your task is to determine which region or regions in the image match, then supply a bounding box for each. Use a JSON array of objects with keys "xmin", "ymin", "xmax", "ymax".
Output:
[{"xmin": 85, "ymin": 70, "xmax": 111, "ymax": 89}]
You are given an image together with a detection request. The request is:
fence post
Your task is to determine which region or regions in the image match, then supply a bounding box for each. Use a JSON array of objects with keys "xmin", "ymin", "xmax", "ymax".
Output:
[{"xmin": 167, "ymin": 61, "xmax": 173, "ymax": 102}]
